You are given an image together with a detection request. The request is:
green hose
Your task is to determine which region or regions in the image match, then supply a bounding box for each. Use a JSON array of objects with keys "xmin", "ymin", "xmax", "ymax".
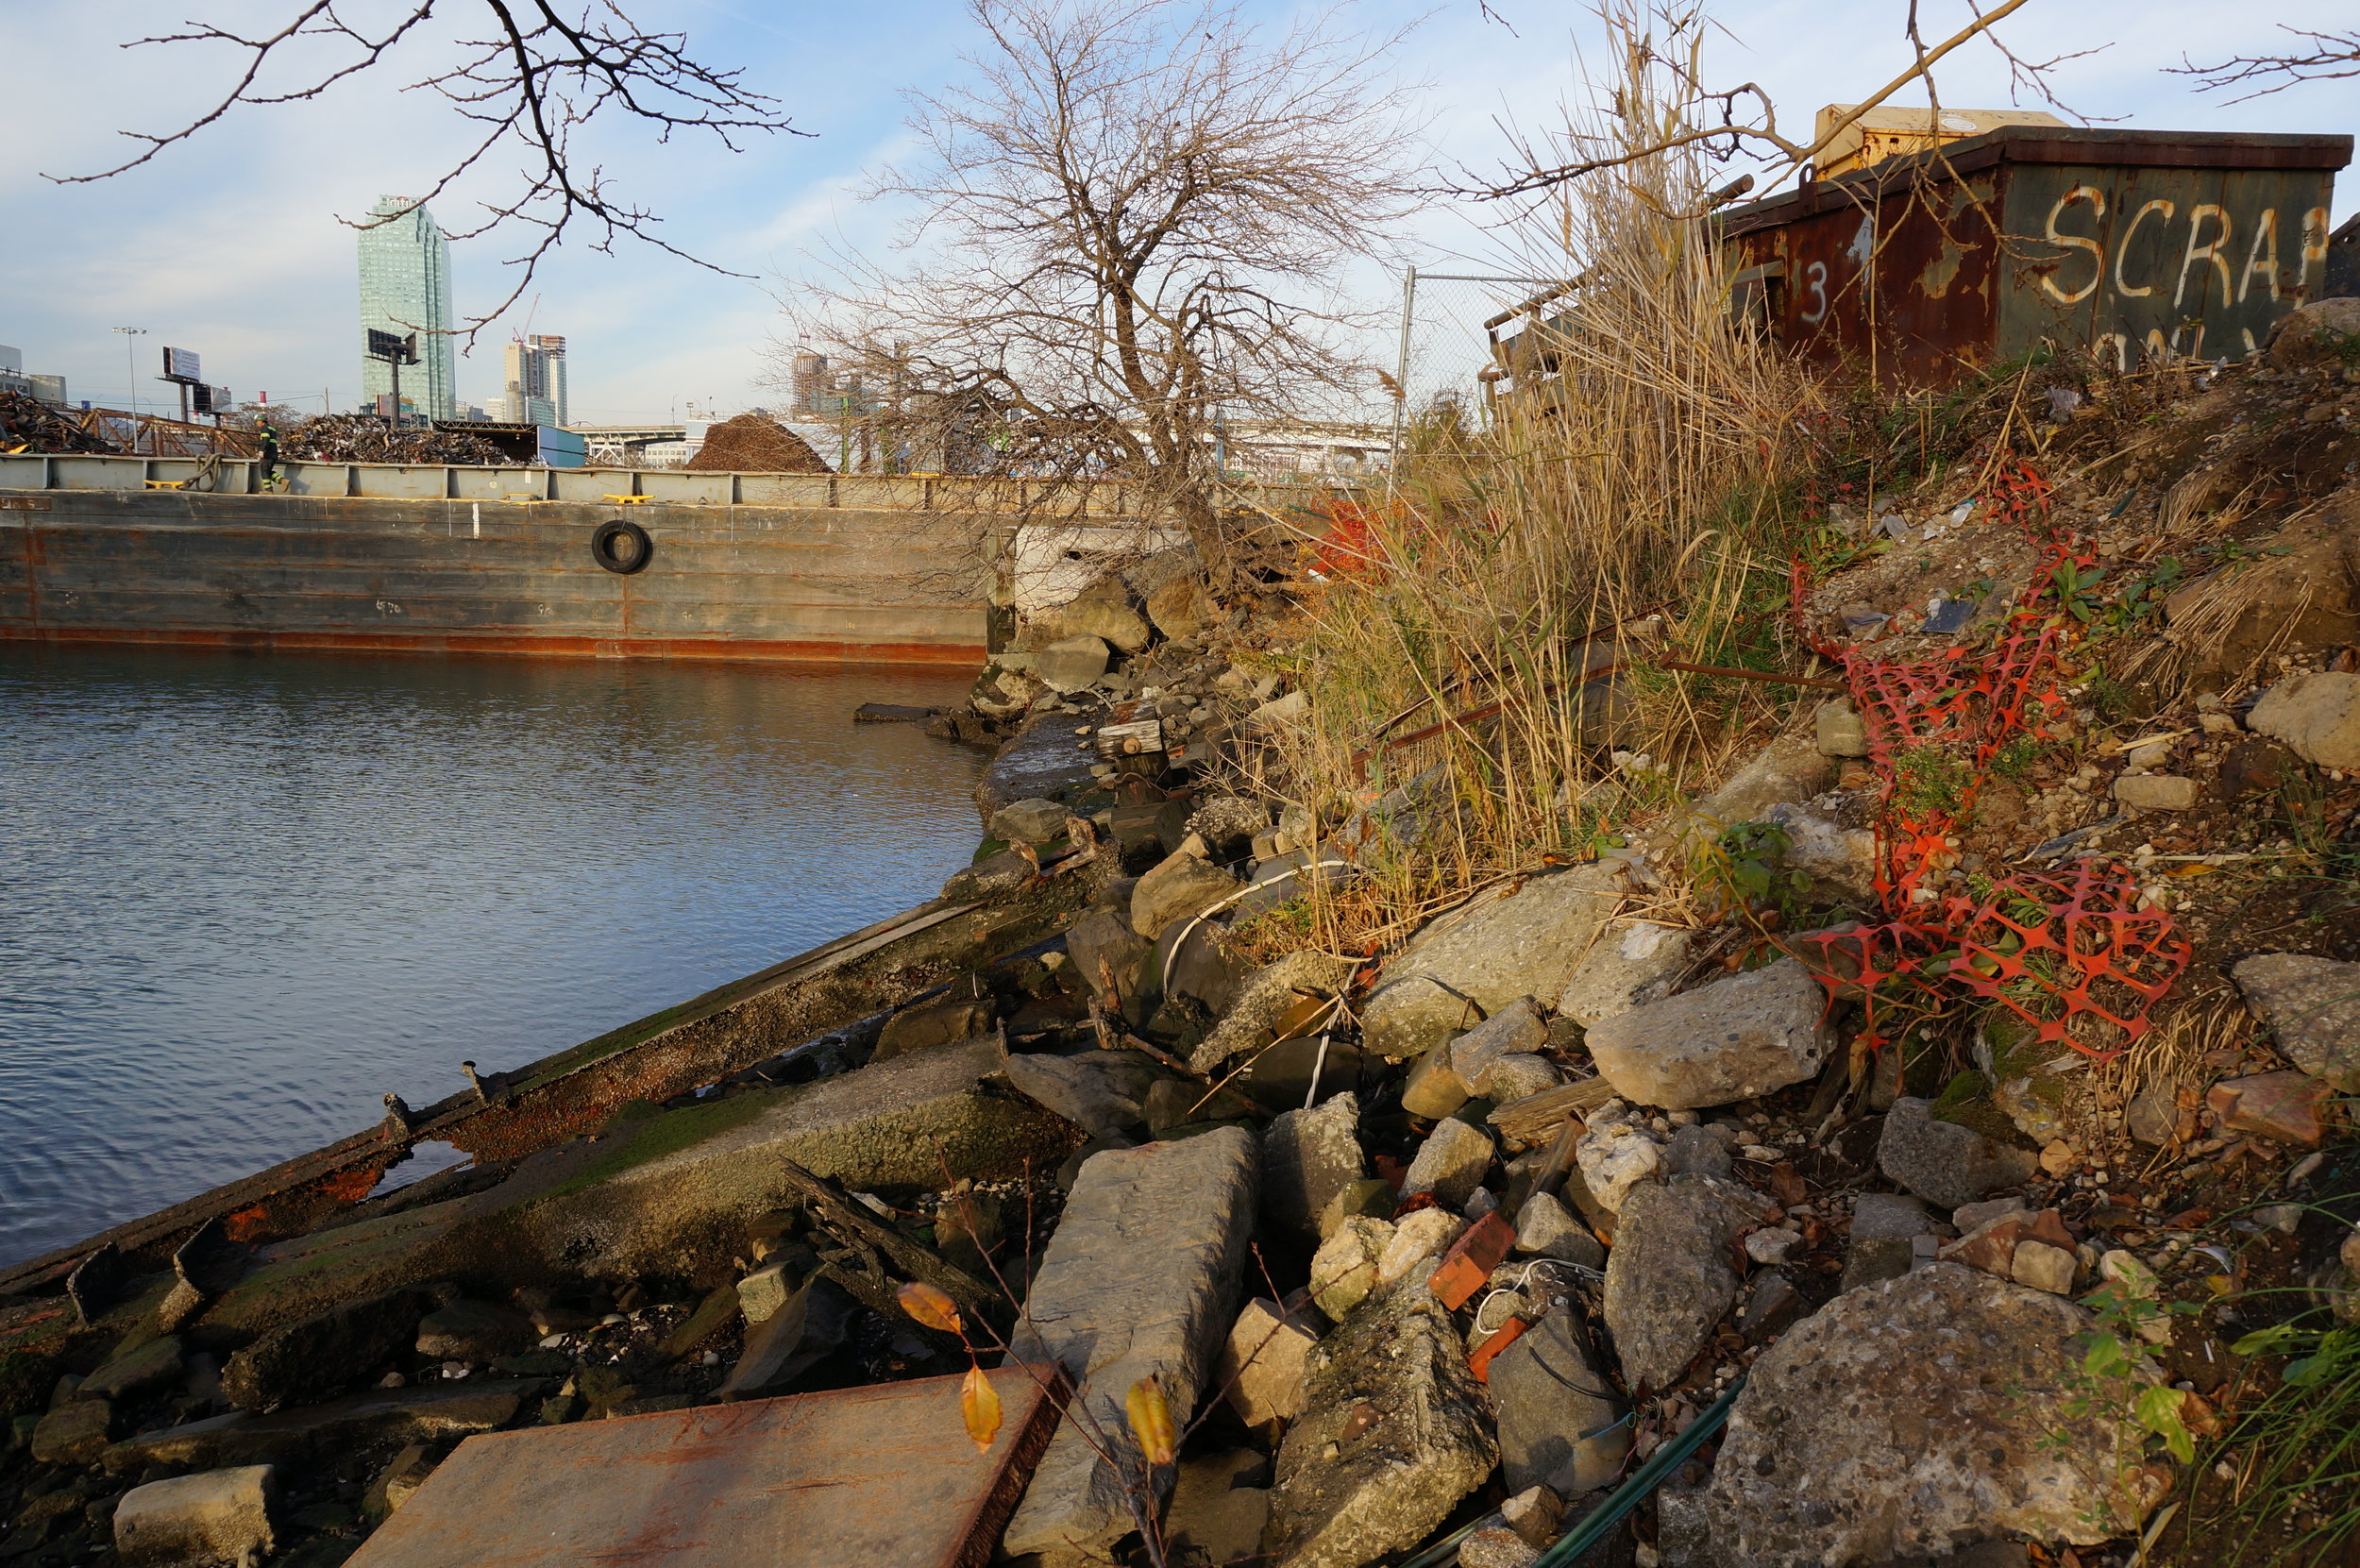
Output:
[{"xmin": 1531, "ymin": 1375, "xmax": 1746, "ymax": 1566}]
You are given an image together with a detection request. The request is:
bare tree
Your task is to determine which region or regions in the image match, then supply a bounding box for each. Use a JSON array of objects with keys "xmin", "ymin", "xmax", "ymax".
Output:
[
  {"xmin": 2174, "ymin": 27, "xmax": 2360, "ymax": 103},
  {"xmin": 788, "ymin": 0, "xmax": 1422, "ymax": 565},
  {"xmin": 1460, "ymin": 0, "xmax": 2077, "ymax": 209},
  {"xmin": 45, "ymin": 3, "xmax": 801, "ymax": 331}
]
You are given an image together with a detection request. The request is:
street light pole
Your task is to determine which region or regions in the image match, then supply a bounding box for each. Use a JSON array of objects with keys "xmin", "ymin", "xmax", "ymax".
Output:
[{"xmin": 111, "ymin": 327, "xmax": 147, "ymax": 453}]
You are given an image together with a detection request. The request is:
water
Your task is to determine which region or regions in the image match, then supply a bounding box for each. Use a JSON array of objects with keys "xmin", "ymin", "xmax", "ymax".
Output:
[{"xmin": 0, "ymin": 646, "xmax": 988, "ymax": 1267}]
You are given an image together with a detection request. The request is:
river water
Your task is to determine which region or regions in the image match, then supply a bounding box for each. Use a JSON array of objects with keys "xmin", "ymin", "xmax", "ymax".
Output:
[{"xmin": 0, "ymin": 647, "xmax": 987, "ymax": 1267}]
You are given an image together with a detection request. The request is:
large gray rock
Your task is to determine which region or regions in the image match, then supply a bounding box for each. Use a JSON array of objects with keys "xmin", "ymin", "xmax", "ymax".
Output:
[
  {"xmin": 1585, "ymin": 957, "xmax": 1832, "ymax": 1110},
  {"xmin": 1558, "ymin": 920, "xmax": 1692, "ymax": 1029},
  {"xmin": 1489, "ymin": 1308, "xmax": 1628, "ymax": 1497},
  {"xmin": 1038, "ymin": 599, "xmax": 1152, "ymax": 653},
  {"xmin": 1602, "ymin": 1173, "xmax": 1773, "ymax": 1391},
  {"xmin": 1066, "ymin": 907, "xmax": 1153, "ymax": 1010},
  {"xmin": 2234, "ymin": 953, "xmax": 2360, "ymax": 1090},
  {"xmin": 1035, "ymin": 633, "xmax": 1113, "ymax": 692},
  {"xmin": 1003, "ymin": 1050, "xmax": 1160, "ymax": 1138},
  {"xmin": 1401, "ymin": 1117, "xmax": 1496, "ymax": 1210},
  {"xmin": 1130, "ymin": 849, "xmax": 1241, "ymax": 939},
  {"xmin": 114, "ymin": 1465, "xmax": 276, "ymax": 1566},
  {"xmin": 1189, "ymin": 949, "xmax": 1357, "ymax": 1074},
  {"xmin": 2249, "ymin": 670, "xmax": 2360, "ymax": 771},
  {"xmin": 1002, "ymin": 1128, "xmax": 1258, "ymax": 1563},
  {"xmin": 2267, "ymin": 295, "xmax": 2360, "ymax": 371},
  {"xmin": 1706, "ymin": 1264, "xmax": 2158, "ymax": 1564},
  {"xmin": 1879, "ymin": 1097, "xmax": 2038, "ymax": 1209},
  {"xmin": 1362, "ymin": 867, "xmax": 1622, "ymax": 1059},
  {"xmin": 1266, "ymin": 1272, "xmax": 1498, "ymax": 1568},
  {"xmin": 1263, "ymin": 1092, "xmax": 1365, "ymax": 1238}
]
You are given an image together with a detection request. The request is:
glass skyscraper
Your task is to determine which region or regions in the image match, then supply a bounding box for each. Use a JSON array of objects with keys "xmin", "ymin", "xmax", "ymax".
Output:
[{"xmin": 357, "ymin": 196, "xmax": 457, "ymax": 419}]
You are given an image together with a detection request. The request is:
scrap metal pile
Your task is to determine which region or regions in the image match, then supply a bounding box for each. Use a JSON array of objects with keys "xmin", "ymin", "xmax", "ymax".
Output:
[
  {"xmin": 276, "ymin": 415, "xmax": 514, "ymax": 466},
  {"xmin": 0, "ymin": 391, "xmax": 120, "ymax": 455}
]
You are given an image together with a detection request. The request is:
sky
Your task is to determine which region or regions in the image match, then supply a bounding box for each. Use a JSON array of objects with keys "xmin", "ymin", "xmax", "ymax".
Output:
[{"xmin": 1, "ymin": 0, "xmax": 2352, "ymax": 427}]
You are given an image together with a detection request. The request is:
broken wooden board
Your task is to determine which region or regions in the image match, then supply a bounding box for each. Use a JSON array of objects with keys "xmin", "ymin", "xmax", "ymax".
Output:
[{"xmin": 345, "ymin": 1367, "xmax": 1063, "ymax": 1568}]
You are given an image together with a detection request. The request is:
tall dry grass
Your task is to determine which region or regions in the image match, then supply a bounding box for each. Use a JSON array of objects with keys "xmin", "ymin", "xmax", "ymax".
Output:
[{"xmin": 1242, "ymin": 4, "xmax": 1824, "ymax": 938}]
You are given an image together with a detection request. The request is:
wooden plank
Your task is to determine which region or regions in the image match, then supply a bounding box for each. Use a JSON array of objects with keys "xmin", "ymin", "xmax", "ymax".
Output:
[{"xmin": 345, "ymin": 1369, "xmax": 1064, "ymax": 1568}]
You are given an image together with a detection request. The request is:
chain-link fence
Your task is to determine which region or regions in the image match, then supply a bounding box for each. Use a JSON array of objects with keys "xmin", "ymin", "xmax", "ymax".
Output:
[{"xmin": 1387, "ymin": 269, "xmax": 1576, "ymax": 464}]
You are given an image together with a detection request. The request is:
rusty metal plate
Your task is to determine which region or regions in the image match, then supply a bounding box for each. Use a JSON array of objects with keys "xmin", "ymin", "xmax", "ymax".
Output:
[{"xmin": 346, "ymin": 1368, "xmax": 1063, "ymax": 1568}]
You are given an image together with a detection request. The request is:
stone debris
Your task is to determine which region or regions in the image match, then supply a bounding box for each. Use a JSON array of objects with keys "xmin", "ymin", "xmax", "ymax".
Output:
[
  {"xmin": 112, "ymin": 1464, "xmax": 276, "ymax": 1565},
  {"xmin": 1002, "ymin": 1128, "xmax": 1257, "ymax": 1562},
  {"xmin": 1511, "ymin": 1191, "xmax": 1605, "ymax": 1271},
  {"xmin": 1602, "ymin": 1173, "xmax": 1772, "ymax": 1391},
  {"xmin": 1446, "ymin": 996, "xmax": 1548, "ymax": 1087},
  {"xmin": 2232, "ymin": 952, "xmax": 2360, "ymax": 1089},
  {"xmin": 1877, "ymin": 1096, "xmax": 2039, "ymax": 1209},
  {"xmin": 1263, "ymin": 1092, "xmax": 1366, "ymax": 1239},
  {"xmin": 2247, "ymin": 669, "xmax": 2360, "ymax": 770},
  {"xmin": 1707, "ymin": 1265, "xmax": 2157, "ymax": 1564},
  {"xmin": 1377, "ymin": 1208, "xmax": 1468, "ymax": 1285},
  {"xmin": 1487, "ymin": 1307, "xmax": 1628, "ymax": 1497},
  {"xmin": 1359, "ymin": 866, "xmax": 1621, "ymax": 1059},
  {"xmin": 1266, "ymin": 1272, "xmax": 1497, "ymax": 1568},
  {"xmin": 1130, "ymin": 846, "xmax": 1240, "ymax": 938},
  {"xmin": 1399, "ymin": 1117, "xmax": 1495, "ymax": 1209},
  {"xmin": 1218, "ymin": 1298, "xmax": 1319, "ymax": 1426},
  {"xmin": 1584, "ymin": 957, "xmax": 1833, "ymax": 1110},
  {"xmin": 1308, "ymin": 1215, "xmax": 1394, "ymax": 1319},
  {"xmin": 988, "ymin": 796, "xmax": 1072, "ymax": 845},
  {"xmin": 1574, "ymin": 1118, "xmax": 1663, "ymax": 1214},
  {"xmin": 2207, "ymin": 1070, "xmax": 2330, "ymax": 1146},
  {"xmin": 1559, "ymin": 919, "xmax": 1693, "ymax": 1028}
]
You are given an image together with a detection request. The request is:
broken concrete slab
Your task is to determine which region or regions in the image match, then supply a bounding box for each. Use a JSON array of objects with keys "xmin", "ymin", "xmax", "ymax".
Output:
[
  {"xmin": 1602, "ymin": 1173, "xmax": 1774, "ymax": 1391},
  {"xmin": 1878, "ymin": 1098, "xmax": 2039, "ymax": 1209},
  {"xmin": 1360, "ymin": 866, "xmax": 1622, "ymax": 1059},
  {"xmin": 1706, "ymin": 1264, "xmax": 2157, "ymax": 1564},
  {"xmin": 1489, "ymin": 1307, "xmax": 1628, "ymax": 1497},
  {"xmin": 1575, "ymin": 1121, "xmax": 1662, "ymax": 1214},
  {"xmin": 1512, "ymin": 1192, "xmax": 1604, "ymax": 1271},
  {"xmin": 1002, "ymin": 1128, "xmax": 1257, "ymax": 1563},
  {"xmin": 103, "ymin": 1380, "xmax": 545, "ymax": 1475},
  {"xmin": 80, "ymin": 1334, "xmax": 184, "ymax": 1404},
  {"xmin": 1448, "ymin": 998, "xmax": 1547, "ymax": 1087},
  {"xmin": 1558, "ymin": 920, "xmax": 1692, "ymax": 1030},
  {"xmin": 222, "ymin": 1290, "xmax": 426, "ymax": 1413},
  {"xmin": 1188, "ymin": 949, "xmax": 1357, "ymax": 1075},
  {"xmin": 413, "ymin": 1298, "xmax": 536, "ymax": 1362},
  {"xmin": 1130, "ymin": 849, "xmax": 1241, "ymax": 940},
  {"xmin": 343, "ymin": 1369, "xmax": 1060, "ymax": 1568},
  {"xmin": 873, "ymin": 994, "xmax": 999, "ymax": 1062},
  {"xmin": 2232, "ymin": 953, "xmax": 2360, "ymax": 1090},
  {"xmin": 1584, "ymin": 956, "xmax": 1832, "ymax": 1110},
  {"xmin": 2248, "ymin": 669, "xmax": 2360, "ymax": 771},
  {"xmin": 1262, "ymin": 1092, "xmax": 1365, "ymax": 1239},
  {"xmin": 31, "ymin": 1398, "xmax": 112, "ymax": 1466},
  {"xmin": 1003, "ymin": 1050, "xmax": 1160, "ymax": 1139},
  {"xmin": 113, "ymin": 1464, "xmax": 277, "ymax": 1565},
  {"xmin": 1266, "ymin": 1273, "xmax": 1498, "ymax": 1568}
]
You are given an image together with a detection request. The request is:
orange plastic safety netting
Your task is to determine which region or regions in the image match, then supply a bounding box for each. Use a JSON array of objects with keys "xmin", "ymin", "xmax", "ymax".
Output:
[{"xmin": 1787, "ymin": 462, "xmax": 2189, "ymax": 1061}]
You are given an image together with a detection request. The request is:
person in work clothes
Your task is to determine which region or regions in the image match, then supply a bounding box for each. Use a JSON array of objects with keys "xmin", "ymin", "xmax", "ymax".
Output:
[{"xmin": 258, "ymin": 424, "xmax": 280, "ymax": 489}]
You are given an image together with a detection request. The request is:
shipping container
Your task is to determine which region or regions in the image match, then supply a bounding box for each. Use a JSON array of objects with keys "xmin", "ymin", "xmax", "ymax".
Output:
[{"xmin": 1715, "ymin": 126, "xmax": 2351, "ymax": 385}]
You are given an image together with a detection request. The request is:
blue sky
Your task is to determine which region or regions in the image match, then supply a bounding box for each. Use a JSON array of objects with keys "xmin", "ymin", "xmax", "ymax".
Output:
[{"xmin": 2, "ymin": 0, "xmax": 2351, "ymax": 425}]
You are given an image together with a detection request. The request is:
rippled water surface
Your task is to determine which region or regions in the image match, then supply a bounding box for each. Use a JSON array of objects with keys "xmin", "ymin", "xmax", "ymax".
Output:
[{"xmin": 0, "ymin": 647, "xmax": 987, "ymax": 1265}]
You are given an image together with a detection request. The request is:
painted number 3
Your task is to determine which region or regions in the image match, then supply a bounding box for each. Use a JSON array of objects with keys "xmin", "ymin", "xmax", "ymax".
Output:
[{"xmin": 1798, "ymin": 260, "xmax": 1829, "ymax": 326}]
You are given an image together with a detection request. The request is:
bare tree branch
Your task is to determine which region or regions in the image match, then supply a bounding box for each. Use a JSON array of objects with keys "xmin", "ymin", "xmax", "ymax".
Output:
[
  {"xmin": 785, "ymin": 0, "xmax": 1422, "ymax": 567},
  {"xmin": 1457, "ymin": 0, "xmax": 2049, "ymax": 205},
  {"xmin": 44, "ymin": 2, "xmax": 805, "ymax": 338},
  {"xmin": 2173, "ymin": 27, "xmax": 2360, "ymax": 103}
]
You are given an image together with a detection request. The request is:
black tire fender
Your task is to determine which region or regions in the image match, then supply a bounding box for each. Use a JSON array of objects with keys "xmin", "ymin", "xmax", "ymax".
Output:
[{"xmin": 591, "ymin": 518, "xmax": 653, "ymax": 575}]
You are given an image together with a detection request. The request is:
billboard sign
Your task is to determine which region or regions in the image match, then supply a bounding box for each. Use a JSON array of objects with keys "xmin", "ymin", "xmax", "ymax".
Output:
[
  {"xmin": 161, "ymin": 346, "xmax": 202, "ymax": 383},
  {"xmin": 365, "ymin": 329, "xmax": 418, "ymax": 364}
]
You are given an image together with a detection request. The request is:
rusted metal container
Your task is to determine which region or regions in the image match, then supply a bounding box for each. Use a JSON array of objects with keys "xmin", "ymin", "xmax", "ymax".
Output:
[{"xmin": 1717, "ymin": 126, "xmax": 2352, "ymax": 384}]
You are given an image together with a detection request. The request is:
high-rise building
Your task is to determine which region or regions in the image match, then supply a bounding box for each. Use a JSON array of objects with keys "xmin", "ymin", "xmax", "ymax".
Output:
[
  {"xmin": 501, "ymin": 335, "xmax": 566, "ymax": 427},
  {"xmin": 357, "ymin": 196, "xmax": 457, "ymax": 419}
]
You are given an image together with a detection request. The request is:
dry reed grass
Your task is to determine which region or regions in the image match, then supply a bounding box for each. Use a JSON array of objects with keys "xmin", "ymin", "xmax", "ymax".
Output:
[{"xmin": 1237, "ymin": 2, "xmax": 1823, "ymax": 948}]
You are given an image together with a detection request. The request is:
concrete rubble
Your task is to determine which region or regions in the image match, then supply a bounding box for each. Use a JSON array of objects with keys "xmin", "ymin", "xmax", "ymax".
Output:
[{"xmin": 8, "ymin": 449, "xmax": 2358, "ymax": 1568}]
